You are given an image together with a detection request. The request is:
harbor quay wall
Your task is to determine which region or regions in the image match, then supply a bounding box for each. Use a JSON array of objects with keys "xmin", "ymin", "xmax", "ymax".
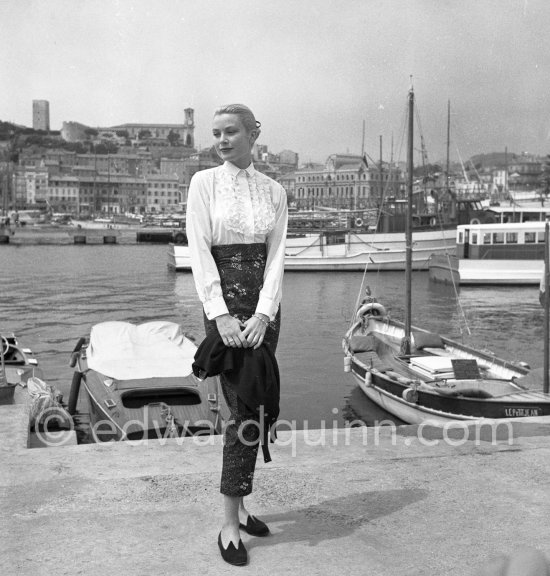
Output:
[
  {"xmin": 1, "ymin": 403, "xmax": 550, "ymax": 576},
  {"xmin": 0, "ymin": 226, "xmax": 175, "ymax": 245}
]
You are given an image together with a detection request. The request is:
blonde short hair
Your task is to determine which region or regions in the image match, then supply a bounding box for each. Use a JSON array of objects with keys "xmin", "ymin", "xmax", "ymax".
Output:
[{"xmin": 214, "ymin": 104, "xmax": 261, "ymax": 133}]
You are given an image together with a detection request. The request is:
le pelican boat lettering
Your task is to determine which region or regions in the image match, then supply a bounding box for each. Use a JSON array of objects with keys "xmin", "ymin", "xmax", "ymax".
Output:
[{"xmin": 503, "ymin": 407, "xmax": 541, "ymax": 417}]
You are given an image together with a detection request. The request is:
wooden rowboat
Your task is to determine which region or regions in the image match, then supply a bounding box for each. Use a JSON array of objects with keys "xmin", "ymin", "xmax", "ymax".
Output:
[{"xmin": 0, "ymin": 333, "xmax": 42, "ymax": 405}]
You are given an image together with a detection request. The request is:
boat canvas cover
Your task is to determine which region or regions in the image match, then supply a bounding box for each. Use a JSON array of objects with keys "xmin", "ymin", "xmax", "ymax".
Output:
[
  {"xmin": 409, "ymin": 356, "xmax": 456, "ymax": 379},
  {"xmin": 86, "ymin": 321, "xmax": 197, "ymax": 380}
]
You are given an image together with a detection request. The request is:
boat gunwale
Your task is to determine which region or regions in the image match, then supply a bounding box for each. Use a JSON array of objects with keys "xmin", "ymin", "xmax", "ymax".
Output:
[
  {"xmin": 355, "ymin": 372, "xmax": 480, "ymax": 421},
  {"xmin": 344, "ymin": 322, "xmax": 550, "ymax": 420},
  {"xmin": 350, "ymin": 357, "xmax": 550, "ymax": 424},
  {"xmin": 81, "ymin": 369, "xmax": 220, "ymax": 440},
  {"xmin": 361, "ymin": 316, "xmax": 530, "ymax": 378}
]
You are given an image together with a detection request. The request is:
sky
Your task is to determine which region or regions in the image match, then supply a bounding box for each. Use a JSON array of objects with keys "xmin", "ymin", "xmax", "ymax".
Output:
[{"xmin": 2, "ymin": 0, "xmax": 550, "ymax": 165}]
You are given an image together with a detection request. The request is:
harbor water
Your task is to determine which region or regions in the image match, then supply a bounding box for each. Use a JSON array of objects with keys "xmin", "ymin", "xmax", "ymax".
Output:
[{"xmin": 1, "ymin": 243, "xmax": 546, "ymax": 429}]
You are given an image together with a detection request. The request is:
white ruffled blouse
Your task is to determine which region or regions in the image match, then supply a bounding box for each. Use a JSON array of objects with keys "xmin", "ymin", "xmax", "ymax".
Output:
[{"xmin": 186, "ymin": 161, "xmax": 288, "ymax": 321}]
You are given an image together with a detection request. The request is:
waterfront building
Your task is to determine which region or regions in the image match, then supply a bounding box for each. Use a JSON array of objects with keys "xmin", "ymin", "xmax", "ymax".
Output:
[
  {"xmin": 24, "ymin": 167, "xmax": 49, "ymax": 206},
  {"xmin": 32, "ymin": 100, "xmax": 50, "ymax": 131},
  {"xmin": 278, "ymin": 149, "xmax": 300, "ymax": 172},
  {"xmin": 508, "ymin": 157, "xmax": 542, "ymax": 192},
  {"xmin": 76, "ymin": 174, "xmax": 147, "ymax": 216},
  {"xmin": 146, "ymin": 174, "xmax": 181, "ymax": 213},
  {"xmin": 294, "ymin": 154, "xmax": 403, "ymax": 210},
  {"xmin": 492, "ymin": 169, "xmax": 508, "ymax": 195},
  {"xmin": 48, "ymin": 176, "xmax": 79, "ymax": 213},
  {"xmin": 9, "ymin": 164, "xmax": 49, "ymax": 207},
  {"xmin": 15, "ymin": 148, "xmax": 183, "ymax": 215},
  {"xmin": 179, "ymin": 148, "xmax": 222, "ymax": 206},
  {"xmin": 72, "ymin": 166, "xmax": 98, "ymax": 179},
  {"xmin": 278, "ymin": 171, "xmax": 297, "ymax": 201},
  {"xmin": 0, "ymin": 160, "xmax": 9, "ymax": 209},
  {"xmin": 469, "ymin": 152, "xmax": 544, "ymax": 199},
  {"xmin": 160, "ymin": 157, "xmax": 187, "ymax": 182},
  {"xmin": 254, "ymin": 145, "xmax": 298, "ymax": 177},
  {"xmin": 74, "ymin": 153, "xmax": 153, "ymax": 177},
  {"xmin": 253, "ymin": 159, "xmax": 279, "ymax": 180},
  {"xmin": 19, "ymin": 150, "xmax": 77, "ymax": 175},
  {"xmin": 12, "ymin": 168, "xmax": 28, "ymax": 208}
]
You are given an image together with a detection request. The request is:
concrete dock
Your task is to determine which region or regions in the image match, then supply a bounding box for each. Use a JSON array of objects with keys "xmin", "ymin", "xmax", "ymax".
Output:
[
  {"xmin": 1, "ymin": 225, "xmax": 179, "ymax": 245},
  {"xmin": 2, "ymin": 408, "xmax": 550, "ymax": 575}
]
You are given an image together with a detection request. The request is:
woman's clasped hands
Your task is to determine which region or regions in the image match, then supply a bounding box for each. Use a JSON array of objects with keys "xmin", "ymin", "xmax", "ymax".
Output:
[{"xmin": 215, "ymin": 313, "xmax": 269, "ymax": 349}]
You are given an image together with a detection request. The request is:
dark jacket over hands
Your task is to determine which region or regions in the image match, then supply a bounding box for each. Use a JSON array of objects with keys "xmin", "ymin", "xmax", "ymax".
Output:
[{"xmin": 192, "ymin": 331, "xmax": 280, "ymax": 462}]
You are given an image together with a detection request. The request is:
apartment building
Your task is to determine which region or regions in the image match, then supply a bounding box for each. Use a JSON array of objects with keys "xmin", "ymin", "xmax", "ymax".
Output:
[
  {"xmin": 48, "ymin": 176, "xmax": 79, "ymax": 212},
  {"xmin": 146, "ymin": 174, "xmax": 181, "ymax": 213},
  {"xmin": 14, "ymin": 166, "xmax": 49, "ymax": 206}
]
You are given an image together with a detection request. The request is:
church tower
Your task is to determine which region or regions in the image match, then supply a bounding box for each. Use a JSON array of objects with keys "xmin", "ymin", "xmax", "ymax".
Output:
[{"xmin": 183, "ymin": 108, "xmax": 195, "ymax": 148}]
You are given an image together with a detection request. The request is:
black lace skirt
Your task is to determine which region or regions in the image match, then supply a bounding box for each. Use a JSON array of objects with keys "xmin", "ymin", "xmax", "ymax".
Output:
[
  {"xmin": 203, "ymin": 242, "xmax": 281, "ymax": 496},
  {"xmin": 203, "ymin": 243, "xmax": 280, "ymax": 352}
]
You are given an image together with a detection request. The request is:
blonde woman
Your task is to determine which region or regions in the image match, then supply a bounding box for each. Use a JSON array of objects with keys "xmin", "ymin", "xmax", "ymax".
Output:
[{"xmin": 187, "ymin": 104, "xmax": 288, "ymax": 566}]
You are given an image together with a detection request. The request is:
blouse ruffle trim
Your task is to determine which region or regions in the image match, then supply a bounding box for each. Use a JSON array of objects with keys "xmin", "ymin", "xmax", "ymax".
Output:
[{"xmin": 215, "ymin": 169, "xmax": 276, "ymax": 236}]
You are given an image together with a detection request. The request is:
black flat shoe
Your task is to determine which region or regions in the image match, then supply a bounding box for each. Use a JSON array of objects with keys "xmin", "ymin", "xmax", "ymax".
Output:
[
  {"xmin": 218, "ymin": 532, "xmax": 248, "ymax": 566},
  {"xmin": 239, "ymin": 515, "xmax": 270, "ymax": 537}
]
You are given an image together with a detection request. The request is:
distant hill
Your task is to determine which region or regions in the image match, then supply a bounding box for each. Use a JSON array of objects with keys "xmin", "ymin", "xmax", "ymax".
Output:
[
  {"xmin": 0, "ymin": 120, "xmax": 28, "ymax": 139},
  {"xmin": 0, "ymin": 121, "xmax": 61, "ymax": 142}
]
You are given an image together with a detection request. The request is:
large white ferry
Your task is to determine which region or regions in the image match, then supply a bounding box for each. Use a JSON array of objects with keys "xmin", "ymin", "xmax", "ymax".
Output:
[{"xmin": 429, "ymin": 220, "xmax": 547, "ymax": 285}]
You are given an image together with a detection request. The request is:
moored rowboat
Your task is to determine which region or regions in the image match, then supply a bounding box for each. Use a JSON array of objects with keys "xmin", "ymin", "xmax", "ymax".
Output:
[{"xmin": 69, "ymin": 321, "xmax": 228, "ymax": 441}]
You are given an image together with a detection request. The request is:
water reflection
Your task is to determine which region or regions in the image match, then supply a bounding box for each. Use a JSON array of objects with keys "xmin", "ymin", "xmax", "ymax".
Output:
[{"xmin": 0, "ymin": 245, "xmax": 546, "ymax": 429}]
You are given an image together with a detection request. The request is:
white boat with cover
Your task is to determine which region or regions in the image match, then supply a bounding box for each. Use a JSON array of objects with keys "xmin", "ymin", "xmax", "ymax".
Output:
[
  {"xmin": 69, "ymin": 321, "xmax": 228, "ymax": 441},
  {"xmin": 168, "ymin": 227, "xmax": 456, "ymax": 272}
]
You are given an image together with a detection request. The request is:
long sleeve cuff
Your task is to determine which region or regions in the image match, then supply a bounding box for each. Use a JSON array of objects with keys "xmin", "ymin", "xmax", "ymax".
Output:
[
  {"xmin": 204, "ymin": 297, "xmax": 229, "ymax": 320},
  {"xmin": 255, "ymin": 293, "xmax": 278, "ymax": 321}
]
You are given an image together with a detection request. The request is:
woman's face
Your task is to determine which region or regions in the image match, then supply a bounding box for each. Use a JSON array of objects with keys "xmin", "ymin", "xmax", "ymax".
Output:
[{"xmin": 212, "ymin": 113, "xmax": 257, "ymax": 169}]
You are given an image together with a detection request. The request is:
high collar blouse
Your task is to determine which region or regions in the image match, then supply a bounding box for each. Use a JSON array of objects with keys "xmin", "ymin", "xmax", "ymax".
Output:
[{"xmin": 186, "ymin": 161, "xmax": 288, "ymax": 320}]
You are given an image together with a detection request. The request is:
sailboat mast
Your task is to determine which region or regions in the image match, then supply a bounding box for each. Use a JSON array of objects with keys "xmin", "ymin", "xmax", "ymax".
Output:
[
  {"xmin": 505, "ymin": 146, "xmax": 509, "ymax": 203},
  {"xmin": 445, "ymin": 100, "xmax": 450, "ymax": 191},
  {"xmin": 379, "ymin": 135, "xmax": 383, "ymax": 199},
  {"xmin": 404, "ymin": 88, "xmax": 414, "ymax": 354},
  {"xmin": 4, "ymin": 159, "xmax": 10, "ymax": 214}
]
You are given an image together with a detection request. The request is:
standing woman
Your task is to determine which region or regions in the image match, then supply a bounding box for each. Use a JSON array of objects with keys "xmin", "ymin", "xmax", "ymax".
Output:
[{"xmin": 186, "ymin": 104, "xmax": 288, "ymax": 566}]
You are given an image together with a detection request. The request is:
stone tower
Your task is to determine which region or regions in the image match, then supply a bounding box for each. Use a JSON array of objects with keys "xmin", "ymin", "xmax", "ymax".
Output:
[{"xmin": 33, "ymin": 100, "xmax": 50, "ymax": 131}]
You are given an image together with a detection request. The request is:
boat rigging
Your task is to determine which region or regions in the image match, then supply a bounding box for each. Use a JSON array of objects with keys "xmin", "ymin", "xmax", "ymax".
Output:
[{"xmin": 342, "ymin": 85, "xmax": 550, "ymax": 424}]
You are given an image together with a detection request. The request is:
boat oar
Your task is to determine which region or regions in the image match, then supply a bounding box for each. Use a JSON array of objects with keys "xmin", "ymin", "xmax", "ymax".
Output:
[
  {"xmin": 0, "ymin": 335, "xmax": 7, "ymax": 387},
  {"xmin": 67, "ymin": 336, "xmax": 87, "ymax": 415},
  {"xmin": 67, "ymin": 372, "xmax": 82, "ymax": 416}
]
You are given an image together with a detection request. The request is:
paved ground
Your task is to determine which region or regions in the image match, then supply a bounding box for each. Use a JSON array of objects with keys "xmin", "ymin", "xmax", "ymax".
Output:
[{"xmin": 1, "ymin": 414, "xmax": 550, "ymax": 576}]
